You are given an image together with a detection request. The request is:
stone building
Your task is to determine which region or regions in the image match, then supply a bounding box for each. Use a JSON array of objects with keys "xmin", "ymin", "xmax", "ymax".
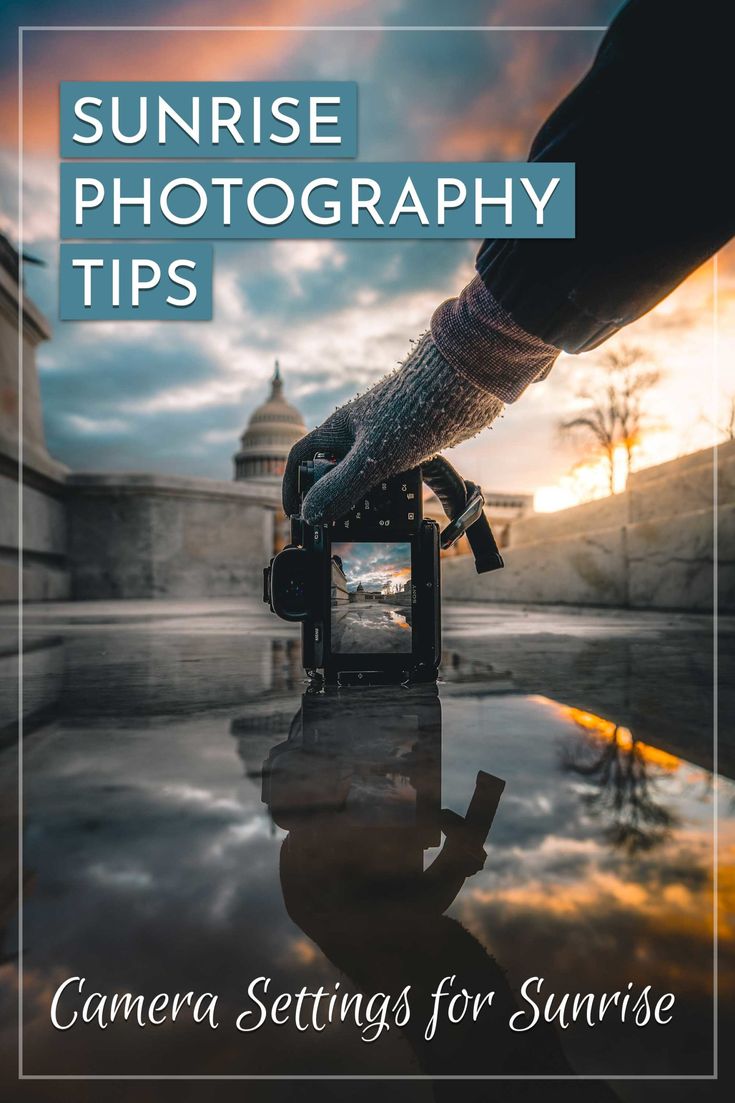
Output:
[
  {"xmin": 0, "ymin": 234, "xmax": 67, "ymax": 602},
  {"xmin": 443, "ymin": 440, "xmax": 735, "ymax": 612},
  {"xmin": 233, "ymin": 360, "xmax": 307, "ymax": 554},
  {"xmin": 0, "ymin": 232, "xmax": 279, "ymax": 601},
  {"xmin": 331, "ymin": 556, "xmax": 349, "ymax": 604},
  {"xmin": 233, "ymin": 361, "xmax": 306, "ymax": 482},
  {"xmin": 2, "ymin": 227, "xmax": 730, "ymax": 612},
  {"xmin": 423, "ymin": 488, "xmax": 532, "ymax": 554}
]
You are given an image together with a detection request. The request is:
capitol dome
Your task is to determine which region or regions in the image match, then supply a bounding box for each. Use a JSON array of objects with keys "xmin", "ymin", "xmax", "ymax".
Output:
[{"xmin": 233, "ymin": 361, "xmax": 307, "ymax": 481}]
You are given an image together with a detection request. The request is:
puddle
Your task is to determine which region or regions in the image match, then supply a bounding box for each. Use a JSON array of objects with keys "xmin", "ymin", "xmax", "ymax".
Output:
[{"xmin": 0, "ymin": 608, "xmax": 730, "ymax": 1084}]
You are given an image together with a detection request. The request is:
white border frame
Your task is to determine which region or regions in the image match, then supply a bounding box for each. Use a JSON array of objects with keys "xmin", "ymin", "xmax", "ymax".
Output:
[{"xmin": 16, "ymin": 20, "xmax": 719, "ymax": 1083}]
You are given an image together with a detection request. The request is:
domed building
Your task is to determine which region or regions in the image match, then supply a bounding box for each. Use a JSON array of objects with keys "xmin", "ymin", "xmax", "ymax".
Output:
[{"xmin": 233, "ymin": 361, "xmax": 307, "ymax": 482}]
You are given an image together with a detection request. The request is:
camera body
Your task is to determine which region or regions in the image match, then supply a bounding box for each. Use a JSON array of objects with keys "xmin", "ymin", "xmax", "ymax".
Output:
[{"xmin": 265, "ymin": 457, "xmax": 440, "ymax": 685}]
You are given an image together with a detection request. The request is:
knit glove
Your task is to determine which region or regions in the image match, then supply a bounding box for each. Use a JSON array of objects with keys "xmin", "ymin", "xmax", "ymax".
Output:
[{"xmin": 283, "ymin": 277, "xmax": 559, "ymax": 524}]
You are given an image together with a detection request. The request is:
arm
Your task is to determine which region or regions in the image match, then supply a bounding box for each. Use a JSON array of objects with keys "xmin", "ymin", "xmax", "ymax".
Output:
[
  {"xmin": 285, "ymin": 0, "xmax": 732, "ymax": 522},
  {"xmin": 471, "ymin": 0, "xmax": 733, "ymax": 353}
]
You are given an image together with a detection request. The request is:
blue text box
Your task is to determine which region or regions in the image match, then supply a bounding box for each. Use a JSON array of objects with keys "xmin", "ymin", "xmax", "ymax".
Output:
[
  {"xmin": 60, "ymin": 162, "xmax": 575, "ymax": 240},
  {"xmin": 59, "ymin": 243, "xmax": 213, "ymax": 320},
  {"xmin": 60, "ymin": 82, "xmax": 358, "ymax": 158}
]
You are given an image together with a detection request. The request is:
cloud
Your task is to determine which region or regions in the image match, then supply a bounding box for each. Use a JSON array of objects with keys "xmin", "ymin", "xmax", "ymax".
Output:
[
  {"xmin": 64, "ymin": 413, "xmax": 130, "ymax": 435},
  {"xmin": 4, "ymin": 2, "xmax": 733, "ymax": 496},
  {"xmin": 37, "ymin": 239, "xmax": 466, "ymax": 477},
  {"xmin": 2, "ymin": 0, "xmax": 386, "ymax": 151},
  {"xmin": 0, "ymin": 150, "xmax": 58, "ymax": 245}
]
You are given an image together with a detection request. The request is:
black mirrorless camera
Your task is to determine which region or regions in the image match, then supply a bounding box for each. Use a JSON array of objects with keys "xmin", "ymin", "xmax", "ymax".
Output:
[{"xmin": 264, "ymin": 454, "xmax": 504, "ymax": 685}]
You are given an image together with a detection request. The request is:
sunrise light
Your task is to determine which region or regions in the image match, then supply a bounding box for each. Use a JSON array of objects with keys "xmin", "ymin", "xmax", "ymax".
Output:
[
  {"xmin": 531, "ymin": 697, "xmax": 682, "ymax": 772},
  {"xmin": 533, "ymin": 424, "xmax": 721, "ymax": 513}
]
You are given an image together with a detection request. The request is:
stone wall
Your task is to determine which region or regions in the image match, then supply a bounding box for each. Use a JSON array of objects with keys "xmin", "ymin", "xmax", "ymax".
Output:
[
  {"xmin": 0, "ymin": 467, "xmax": 70, "ymax": 602},
  {"xmin": 66, "ymin": 473, "xmax": 277, "ymax": 599},
  {"xmin": 0, "ymin": 247, "xmax": 70, "ymax": 603},
  {"xmin": 442, "ymin": 440, "xmax": 735, "ymax": 612},
  {"xmin": 0, "ymin": 235, "xmax": 286, "ymax": 604}
]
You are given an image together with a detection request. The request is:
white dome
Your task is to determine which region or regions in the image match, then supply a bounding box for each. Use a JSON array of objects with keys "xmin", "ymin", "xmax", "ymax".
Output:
[{"xmin": 233, "ymin": 362, "xmax": 307, "ymax": 482}]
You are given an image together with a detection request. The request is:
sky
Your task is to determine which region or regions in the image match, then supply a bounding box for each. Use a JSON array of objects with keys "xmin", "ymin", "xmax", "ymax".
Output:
[
  {"xmin": 2, "ymin": 0, "xmax": 733, "ymax": 507},
  {"xmin": 332, "ymin": 540, "xmax": 411, "ymax": 592}
]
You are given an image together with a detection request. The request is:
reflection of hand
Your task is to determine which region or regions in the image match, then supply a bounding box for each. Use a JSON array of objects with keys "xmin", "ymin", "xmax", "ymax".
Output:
[
  {"xmin": 282, "ymin": 332, "xmax": 504, "ymax": 523},
  {"xmin": 440, "ymin": 808, "xmax": 487, "ymax": 875}
]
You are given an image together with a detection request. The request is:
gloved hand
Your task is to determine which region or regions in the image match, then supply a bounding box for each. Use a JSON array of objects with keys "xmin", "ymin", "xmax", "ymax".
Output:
[
  {"xmin": 282, "ymin": 276, "xmax": 559, "ymax": 523},
  {"xmin": 283, "ymin": 332, "xmax": 504, "ymax": 522}
]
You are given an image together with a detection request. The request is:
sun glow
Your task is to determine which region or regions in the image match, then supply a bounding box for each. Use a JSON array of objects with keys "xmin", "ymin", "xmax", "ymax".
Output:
[{"xmin": 533, "ymin": 425, "xmax": 716, "ymax": 513}]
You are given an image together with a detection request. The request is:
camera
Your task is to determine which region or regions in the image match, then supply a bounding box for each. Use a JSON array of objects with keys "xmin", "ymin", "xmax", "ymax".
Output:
[
  {"xmin": 264, "ymin": 453, "xmax": 503, "ymax": 684},
  {"xmin": 260, "ymin": 684, "xmax": 443, "ymax": 843},
  {"xmin": 254, "ymin": 682, "xmax": 505, "ymax": 872}
]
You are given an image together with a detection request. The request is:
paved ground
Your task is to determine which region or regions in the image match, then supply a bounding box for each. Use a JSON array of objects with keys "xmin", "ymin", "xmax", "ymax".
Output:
[
  {"xmin": 331, "ymin": 600, "xmax": 411, "ymax": 653},
  {"xmin": 0, "ymin": 599, "xmax": 731, "ymax": 1098},
  {"xmin": 6, "ymin": 598, "xmax": 729, "ymax": 773}
]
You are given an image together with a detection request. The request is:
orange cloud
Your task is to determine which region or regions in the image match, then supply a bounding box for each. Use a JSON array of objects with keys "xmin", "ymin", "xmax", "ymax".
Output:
[
  {"xmin": 421, "ymin": 32, "xmax": 594, "ymax": 161},
  {"xmin": 4, "ymin": 0, "xmax": 374, "ymax": 152}
]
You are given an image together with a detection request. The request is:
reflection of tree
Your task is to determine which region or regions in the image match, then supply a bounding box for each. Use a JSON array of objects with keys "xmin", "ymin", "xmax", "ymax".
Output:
[{"xmin": 562, "ymin": 726, "xmax": 677, "ymax": 854}]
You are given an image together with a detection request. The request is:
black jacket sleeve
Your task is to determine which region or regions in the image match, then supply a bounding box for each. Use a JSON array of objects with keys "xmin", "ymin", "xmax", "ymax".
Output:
[{"xmin": 476, "ymin": 0, "xmax": 733, "ymax": 353}]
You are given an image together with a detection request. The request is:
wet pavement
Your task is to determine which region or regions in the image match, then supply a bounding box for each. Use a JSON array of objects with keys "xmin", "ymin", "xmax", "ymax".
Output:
[
  {"xmin": 0, "ymin": 599, "xmax": 732, "ymax": 1100},
  {"xmin": 331, "ymin": 600, "xmax": 412, "ymax": 653}
]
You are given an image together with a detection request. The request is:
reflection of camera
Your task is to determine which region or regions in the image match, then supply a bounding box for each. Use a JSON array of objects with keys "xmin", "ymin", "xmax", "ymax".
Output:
[
  {"xmin": 258, "ymin": 684, "xmax": 505, "ymax": 865},
  {"xmin": 264, "ymin": 454, "xmax": 503, "ymax": 684},
  {"xmin": 261, "ymin": 685, "xmax": 443, "ymax": 846}
]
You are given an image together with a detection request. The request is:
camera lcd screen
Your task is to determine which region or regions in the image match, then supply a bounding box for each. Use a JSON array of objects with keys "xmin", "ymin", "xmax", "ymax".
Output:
[{"xmin": 330, "ymin": 541, "xmax": 412, "ymax": 654}]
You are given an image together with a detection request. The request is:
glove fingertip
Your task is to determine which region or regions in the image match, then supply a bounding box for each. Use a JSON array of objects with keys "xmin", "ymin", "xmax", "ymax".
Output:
[{"xmin": 301, "ymin": 482, "xmax": 352, "ymax": 524}]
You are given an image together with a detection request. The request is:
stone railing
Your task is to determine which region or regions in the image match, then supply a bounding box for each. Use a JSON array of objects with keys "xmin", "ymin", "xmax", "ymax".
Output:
[{"xmin": 443, "ymin": 440, "xmax": 735, "ymax": 612}]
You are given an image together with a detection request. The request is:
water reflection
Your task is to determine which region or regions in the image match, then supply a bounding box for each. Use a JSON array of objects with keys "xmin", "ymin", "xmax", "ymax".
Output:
[
  {"xmin": 558, "ymin": 707, "xmax": 678, "ymax": 854},
  {"xmin": 243, "ymin": 686, "xmax": 586, "ymax": 1082},
  {"xmin": 0, "ymin": 609, "xmax": 728, "ymax": 1087}
]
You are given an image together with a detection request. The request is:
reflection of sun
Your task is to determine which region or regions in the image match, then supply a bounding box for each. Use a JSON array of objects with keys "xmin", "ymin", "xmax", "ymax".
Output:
[{"xmin": 531, "ymin": 696, "xmax": 681, "ymax": 771}]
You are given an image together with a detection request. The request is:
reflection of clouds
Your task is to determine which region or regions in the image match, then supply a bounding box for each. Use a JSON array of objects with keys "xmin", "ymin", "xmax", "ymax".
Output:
[
  {"xmin": 13, "ymin": 628, "xmax": 732, "ymax": 1074},
  {"xmin": 86, "ymin": 863, "xmax": 153, "ymax": 890},
  {"xmin": 204, "ymin": 818, "xmax": 274, "ymax": 863},
  {"xmin": 458, "ymin": 825, "xmax": 722, "ymax": 1005},
  {"xmin": 437, "ymin": 691, "xmax": 729, "ymax": 992},
  {"xmin": 281, "ymin": 937, "xmax": 321, "ymax": 967},
  {"xmin": 158, "ymin": 782, "xmax": 244, "ymax": 815}
]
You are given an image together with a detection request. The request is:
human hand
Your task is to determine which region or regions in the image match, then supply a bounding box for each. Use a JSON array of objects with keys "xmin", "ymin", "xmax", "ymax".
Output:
[{"xmin": 282, "ymin": 333, "xmax": 504, "ymax": 523}]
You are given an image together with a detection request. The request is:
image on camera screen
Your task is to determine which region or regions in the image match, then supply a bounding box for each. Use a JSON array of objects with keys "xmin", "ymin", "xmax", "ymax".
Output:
[{"xmin": 330, "ymin": 541, "xmax": 412, "ymax": 654}]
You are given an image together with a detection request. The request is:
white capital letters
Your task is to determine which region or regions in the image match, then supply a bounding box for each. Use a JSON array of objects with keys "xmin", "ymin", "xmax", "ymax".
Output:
[{"xmin": 520, "ymin": 176, "xmax": 560, "ymax": 225}]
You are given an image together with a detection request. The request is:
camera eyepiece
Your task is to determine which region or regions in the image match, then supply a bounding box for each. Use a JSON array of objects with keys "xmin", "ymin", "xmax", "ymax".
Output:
[{"xmin": 264, "ymin": 546, "xmax": 313, "ymax": 622}]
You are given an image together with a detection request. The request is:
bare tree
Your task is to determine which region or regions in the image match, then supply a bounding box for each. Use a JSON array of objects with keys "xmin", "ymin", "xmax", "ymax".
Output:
[
  {"xmin": 602, "ymin": 346, "xmax": 662, "ymax": 478},
  {"xmin": 723, "ymin": 395, "xmax": 735, "ymax": 441},
  {"xmin": 559, "ymin": 386, "xmax": 619, "ymax": 494},
  {"xmin": 559, "ymin": 344, "xmax": 661, "ymax": 493},
  {"xmin": 702, "ymin": 392, "xmax": 735, "ymax": 442}
]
